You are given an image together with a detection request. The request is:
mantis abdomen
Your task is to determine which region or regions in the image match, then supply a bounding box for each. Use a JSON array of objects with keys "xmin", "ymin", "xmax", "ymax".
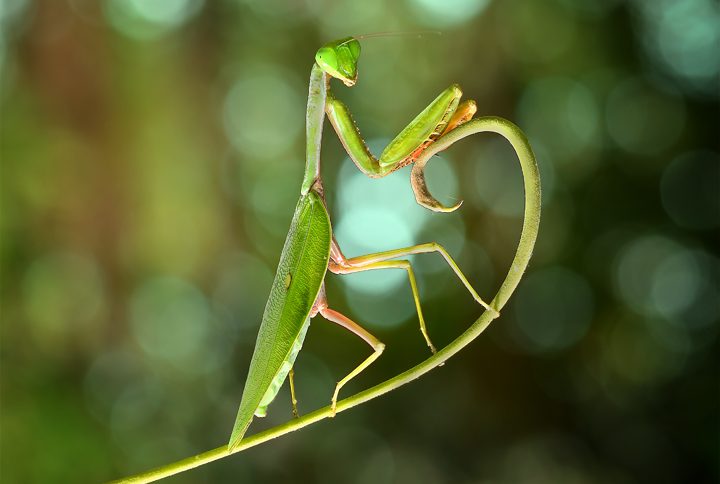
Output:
[{"xmin": 229, "ymin": 191, "xmax": 331, "ymax": 448}]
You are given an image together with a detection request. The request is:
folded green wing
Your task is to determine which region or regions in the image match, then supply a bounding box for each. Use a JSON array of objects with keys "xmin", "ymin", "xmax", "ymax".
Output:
[{"xmin": 228, "ymin": 190, "xmax": 331, "ymax": 450}]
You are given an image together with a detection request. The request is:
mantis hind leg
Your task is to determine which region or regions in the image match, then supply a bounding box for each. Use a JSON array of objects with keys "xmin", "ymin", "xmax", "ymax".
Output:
[
  {"xmin": 318, "ymin": 307, "xmax": 385, "ymax": 417},
  {"xmin": 288, "ymin": 367, "xmax": 299, "ymax": 418}
]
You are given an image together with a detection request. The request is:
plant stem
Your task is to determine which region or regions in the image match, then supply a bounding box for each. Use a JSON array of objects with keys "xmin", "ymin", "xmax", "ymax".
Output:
[{"xmin": 111, "ymin": 116, "xmax": 541, "ymax": 484}]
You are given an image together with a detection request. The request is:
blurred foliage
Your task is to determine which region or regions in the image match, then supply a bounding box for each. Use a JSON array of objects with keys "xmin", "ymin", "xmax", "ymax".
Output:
[{"xmin": 1, "ymin": 0, "xmax": 718, "ymax": 482}]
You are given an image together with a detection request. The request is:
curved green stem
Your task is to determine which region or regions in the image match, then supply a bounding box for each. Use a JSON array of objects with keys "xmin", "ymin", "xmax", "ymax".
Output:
[{"xmin": 111, "ymin": 116, "xmax": 541, "ymax": 484}]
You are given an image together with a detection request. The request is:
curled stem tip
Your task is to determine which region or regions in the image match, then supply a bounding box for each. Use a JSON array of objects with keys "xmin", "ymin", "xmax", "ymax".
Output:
[{"xmin": 410, "ymin": 159, "xmax": 463, "ymax": 213}]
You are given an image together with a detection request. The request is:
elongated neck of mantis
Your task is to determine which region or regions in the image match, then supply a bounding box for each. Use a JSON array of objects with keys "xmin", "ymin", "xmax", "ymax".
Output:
[{"xmin": 301, "ymin": 63, "xmax": 330, "ymax": 195}]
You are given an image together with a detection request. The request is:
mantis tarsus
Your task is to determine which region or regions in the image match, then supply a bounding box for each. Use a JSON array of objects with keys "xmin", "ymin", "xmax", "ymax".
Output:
[{"xmin": 228, "ymin": 36, "xmax": 503, "ymax": 450}]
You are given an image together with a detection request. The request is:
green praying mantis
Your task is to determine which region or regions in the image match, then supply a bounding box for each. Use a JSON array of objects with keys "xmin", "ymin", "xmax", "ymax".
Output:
[
  {"xmin": 228, "ymin": 36, "xmax": 512, "ymax": 450},
  {"xmin": 111, "ymin": 33, "xmax": 541, "ymax": 483}
]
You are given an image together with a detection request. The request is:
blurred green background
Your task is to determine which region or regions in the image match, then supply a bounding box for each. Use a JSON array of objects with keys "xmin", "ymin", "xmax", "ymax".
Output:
[{"xmin": 1, "ymin": 0, "xmax": 718, "ymax": 482}]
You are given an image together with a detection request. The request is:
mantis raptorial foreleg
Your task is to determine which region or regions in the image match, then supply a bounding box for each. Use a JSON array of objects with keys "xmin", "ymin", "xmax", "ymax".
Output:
[
  {"xmin": 318, "ymin": 307, "xmax": 385, "ymax": 416},
  {"xmin": 326, "ymin": 87, "xmax": 477, "ymax": 213},
  {"xmin": 327, "ymin": 90, "xmax": 477, "ymax": 175}
]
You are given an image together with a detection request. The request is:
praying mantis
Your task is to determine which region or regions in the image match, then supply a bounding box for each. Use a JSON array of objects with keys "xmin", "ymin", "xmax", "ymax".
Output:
[
  {"xmin": 229, "ymin": 36, "xmax": 506, "ymax": 451},
  {"xmin": 110, "ymin": 33, "xmax": 540, "ymax": 482}
]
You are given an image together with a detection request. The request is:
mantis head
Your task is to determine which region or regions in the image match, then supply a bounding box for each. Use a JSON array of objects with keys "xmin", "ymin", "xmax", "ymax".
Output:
[{"xmin": 315, "ymin": 37, "xmax": 361, "ymax": 87}]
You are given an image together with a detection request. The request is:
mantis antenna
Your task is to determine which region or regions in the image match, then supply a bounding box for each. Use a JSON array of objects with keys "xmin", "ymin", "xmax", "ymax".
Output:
[
  {"xmin": 354, "ymin": 30, "xmax": 442, "ymax": 40},
  {"xmin": 330, "ymin": 30, "xmax": 443, "ymax": 49}
]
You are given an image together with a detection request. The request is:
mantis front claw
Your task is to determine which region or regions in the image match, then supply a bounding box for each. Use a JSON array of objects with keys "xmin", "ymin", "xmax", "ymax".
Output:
[{"xmin": 324, "ymin": 78, "xmax": 475, "ymax": 213}]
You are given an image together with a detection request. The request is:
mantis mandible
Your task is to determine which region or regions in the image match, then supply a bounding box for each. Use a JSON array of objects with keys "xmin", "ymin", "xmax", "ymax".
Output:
[{"xmin": 228, "ymin": 36, "xmax": 499, "ymax": 450}]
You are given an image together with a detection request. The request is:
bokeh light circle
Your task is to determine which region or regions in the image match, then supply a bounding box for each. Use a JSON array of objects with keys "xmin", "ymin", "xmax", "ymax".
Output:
[
  {"xmin": 660, "ymin": 150, "xmax": 720, "ymax": 229},
  {"xmin": 634, "ymin": 0, "xmax": 720, "ymax": 95},
  {"xmin": 22, "ymin": 251, "xmax": 106, "ymax": 354},
  {"xmin": 605, "ymin": 78, "xmax": 686, "ymax": 156},
  {"xmin": 408, "ymin": 0, "xmax": 490, "ymax": 28},
  {"xmin": 518, "ymin": 77, "xmax": 600, "ymax": 170},
  {"xmin": 471, "ymin": 140, "xmax": 524, "ymax": 216},
  {"xmin": 223, "ymin": 65, "xmax": 304, "ymax": 160},
  {"xmin": 105, "ymin": 0, "xmax": 204, "ymax": 40},
  {"xmin": 613, "ymin": 235, "xmax": 715, "ymax": 326},
  {"xmin": 511, "ymin": 266, "xmax": 595, "ymax": 353},
  {"xmin": 130, "ymin": 277, "xmax": 211, "ymax": 368},
  {"xmin": 499, "ymin": 0, "xmax": 578, "ymax": 63},
  {"xmin": 335, "ymin": 207, "xmax": 415, "ymax": 295}
]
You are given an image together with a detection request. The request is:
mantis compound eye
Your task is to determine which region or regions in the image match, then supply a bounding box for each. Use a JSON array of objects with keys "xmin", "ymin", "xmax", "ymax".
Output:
[
  {"xmin": 410, "ymin": 158, "xmax": 463, "ymax": 213},
  {"xmin": 315, "ymin": 37, "xmax": 360, "ymax": 87}
]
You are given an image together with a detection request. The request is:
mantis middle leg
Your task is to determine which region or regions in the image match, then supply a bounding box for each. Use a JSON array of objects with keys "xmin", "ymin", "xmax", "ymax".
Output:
[
  {"xmin": 329, "ymin": 238, "xmax": 499, "ymax": 351},
  {"xmin": 288, "ymin": 367, "xmax": 299, "ymax": 418}
]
